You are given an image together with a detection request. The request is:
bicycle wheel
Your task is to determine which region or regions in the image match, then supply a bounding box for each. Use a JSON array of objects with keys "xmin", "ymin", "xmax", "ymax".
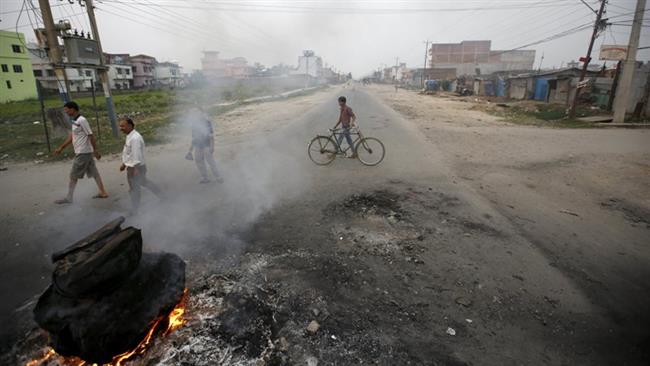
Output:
[
  {"xmin": 355, "ymin": 137, "xmax": 385, "ymax": 166},
  {"xmin": 308, "ymin": 136, "xmax": 337, "ymax": 165}
]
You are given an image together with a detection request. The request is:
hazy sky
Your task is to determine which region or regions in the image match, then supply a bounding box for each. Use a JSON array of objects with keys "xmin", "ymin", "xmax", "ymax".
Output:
[{"xmin": 1, "ymin": 0, "xmax": 648, "ymax": 77}]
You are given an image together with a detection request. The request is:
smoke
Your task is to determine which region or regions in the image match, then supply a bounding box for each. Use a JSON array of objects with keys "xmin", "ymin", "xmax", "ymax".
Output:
[{"xmin": 119, "ymin": 83, "xmax": 314, "ymax": 263}]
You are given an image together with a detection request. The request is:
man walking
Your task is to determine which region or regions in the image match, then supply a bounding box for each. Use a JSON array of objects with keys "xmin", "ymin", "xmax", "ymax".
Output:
[
  {"xmin": 332, "ymin": 96, "xmax": 357, "ymax": 158},
  {"xmin": 118, "ymin": 117, "xmax": 163, "ymax": 213},
  {"xmin": 187, "ymin": 108, "xmax": 223, "ymax": 184},
  {"xmin": 54, "ymin": 101, "xmax": 108, "ymax": 204}
]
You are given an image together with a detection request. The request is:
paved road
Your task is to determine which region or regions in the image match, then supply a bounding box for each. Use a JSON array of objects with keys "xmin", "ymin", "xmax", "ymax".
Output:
[{"xmin": 1, "ymin": 86, "xmax": 648, "ymax": 365}]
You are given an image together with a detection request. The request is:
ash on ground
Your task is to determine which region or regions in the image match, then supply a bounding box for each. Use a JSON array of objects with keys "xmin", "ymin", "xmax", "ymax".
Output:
[{"xmin": 7, "ymin": 186, "xmax": 644, "ymax": 366}]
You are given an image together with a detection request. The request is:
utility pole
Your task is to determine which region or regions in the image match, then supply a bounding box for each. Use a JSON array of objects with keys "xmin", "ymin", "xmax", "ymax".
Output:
[
  {"xmin": 38, "ymin": 0, "xmax": 69, "ymax": 101},
  {"xmin": 421, "ymin": 40, "xmax": 429, "ymax": 88},
  {"xmin": 305, "ymin": 55, "xmax": 309, "ymax": 88},
  {"xmin": 613, "ymin": 0, "xmax": 646, "ymax": 123},
  {"xmin": 567, "ymin": 0, "xmax": 607, "ymax": 119},
  {"xmin": 85, "ymin": 0, "xmax": 118, "ymax": 137},
  {"xmin": 395, "ymin": 57, "xmax": 399, "ymax": 83}
]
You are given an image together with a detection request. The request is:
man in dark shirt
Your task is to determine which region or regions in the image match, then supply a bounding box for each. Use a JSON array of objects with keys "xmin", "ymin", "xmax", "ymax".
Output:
[
  {"xmin": 332, "ymin": 96, "xmax": 357, "ymax": 158},
  {"xmin": 188, "ymin": 108, "xmax": 223, "ymax": 184}
]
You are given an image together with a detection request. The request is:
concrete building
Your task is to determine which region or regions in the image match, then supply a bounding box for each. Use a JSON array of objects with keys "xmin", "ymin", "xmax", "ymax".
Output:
[
  {"xmin": 0, "ymin": 31, "xmax": 37, "ymax": 102},
  {"xmin": 28, "ymin": 43, "xmax": 95, "ymax": 93},
  {"xmin": 429, "ymin": 40, "xmax": 535, "ymax": 76},
  {"xmin": 201, "ymin": 50, "xmax": 253, "ymax": 78},
  {"xmin": 382, "ymin": 63, "xmax": 410, "ymax": 83},
  {"xmin": 130, "ymin": 54, "xmax": 156, "ymax": 88},
  {"xmin": 291, "ymin": 50, "xmax": 323, "ymax": 78},
  {"xmin": 105, "ymin": 53, "xmax": 133, "ymax": 90},
  {"xmin": 107, "ymin": 64, "xmax": 133, "ymax": 90},
  {"xmin": 154, "ymin": 61, "xmax": 183, "ymax": 87}
]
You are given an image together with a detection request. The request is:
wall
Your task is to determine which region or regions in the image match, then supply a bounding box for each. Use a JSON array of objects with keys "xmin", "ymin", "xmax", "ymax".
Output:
[
  {"xmin": 618, "ymin": 62, "xmax": 650, "ymax": 113},
  {"xmin": 429, "ymin": 40, "xmax": 535, "ymax": 76},
  {"xmin": 293, "ymin": 56, "xmax": 322, "ymax": 77},
  {"xmin": 108, "ymin": 64, "xmax": 133, "ymax": 90},
  {"xmin": 131, "ymin": 57, "xmax": 155, "ymax": 88},
  {"xmin": 0, "ymin": 31, "xmax": 37, "ymax": 102},
  {"xmin": 508, "ymin": 78, "xmax": 530, "ymax": 99}
]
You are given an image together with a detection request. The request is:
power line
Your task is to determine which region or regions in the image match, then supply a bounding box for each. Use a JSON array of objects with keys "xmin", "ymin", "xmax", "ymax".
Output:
[
  {"xmin": 98, "ymin": 0, "xmax": 576, "ymax": 14},
  {"xmin": 490, "ymin": 3, "xmax": 590, "ymax": 46},
  {"xmin": 97, "ymin": 0, "xmax": 268, "ymax": 54},
  {"xmin": 98, "ymin": 0, "xmax": 288, "ymax": 60},
  {"xmin": 0, "ymin": 2, "xmax": 66, "ymax": 15},
  {"xmin": 491, "ymin": 21, "xmax": 595, "ymax": 57}
]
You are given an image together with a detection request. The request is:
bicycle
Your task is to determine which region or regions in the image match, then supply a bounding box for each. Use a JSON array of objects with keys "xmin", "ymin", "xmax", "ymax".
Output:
[{"xmin": 308, "ymin": 127, "xmax": 385, "ymax": 166}]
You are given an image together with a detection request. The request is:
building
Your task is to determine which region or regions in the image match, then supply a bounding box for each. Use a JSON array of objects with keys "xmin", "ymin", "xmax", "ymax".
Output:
[
  {"xmin": 28, "ymin": 43, "xmax": 95, "ymax": 93},
  {"xmin": 382, "ymin": 63, "xmax": 410, "ymax": 83},
  {"xmin": 130, "ymin": 54, "xmax": 156, "ymax": 88},
  {"xmin": 0, "ymin": 31, "xmax": 38, "ymax": 102},
  {"xmin": 291, "ymin": 50, "xmax": 323, "ymax": 78},
  {"xmin": 429, "ymin": 40, "xmax": 535, "ymax": 76},
  {"xmin": 154, "ymin": 61, "xmax": 183, "ymax": 88},
  {"xmin": 201, "ymin": 51, "xmax": 253, "ymax": 78},
  {"xmin": 411, "ymin": 67, "xmax": 457, "ymax": 82},
  {"xmin": 506, "ymin": 67, "xmax": 601, "ymax": 103},
  {"xmin": 105, "ymin": 53, "xmax": 133, "ymax": 90}
]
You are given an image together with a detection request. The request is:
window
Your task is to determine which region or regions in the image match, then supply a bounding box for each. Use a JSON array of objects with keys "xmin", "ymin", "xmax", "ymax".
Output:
[
  {"xmin": 125, "ymin": 69, "xmax": 130, "ymax": 75},
  {"xmin": 6, "ymin": 80, "xmax": 11, "ymax": 89},
  {"xmin": 1, "ymin": 64, "xmax": 8, "ymax": 72},
  {"xmin": 12, "ymin": 44, "xmax": 22, "ymax": 53},
  {"xmin": 85, "ymin": 70, "xmax": 92, "ymax": 77},
  {"xmin": 47, "ymin": 69, "xmax": 55, "ymax": 77},
  {"xmin": 13, "ymin": 65, "xmax": 23, "ymax": 73},
  {"xmin": 117, "ymin": 68, "xmax": 123, "ymax": 75},
  {"xmin": 34, "ymin": 70, "xmax": 43, "ymax": 77}
]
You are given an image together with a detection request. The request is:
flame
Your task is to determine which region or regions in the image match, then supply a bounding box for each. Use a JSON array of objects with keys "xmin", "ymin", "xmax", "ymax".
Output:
[
  {"xmin": 25, "ymin": 349, "xmax": 55, "ymax": 366},
  {"xmin": 164, "ymin": 288, "xmax": 189, "ymax": 336},
  {"xmin": 25, "ymin": 289, "xmax": 188, "ymax": 366}
]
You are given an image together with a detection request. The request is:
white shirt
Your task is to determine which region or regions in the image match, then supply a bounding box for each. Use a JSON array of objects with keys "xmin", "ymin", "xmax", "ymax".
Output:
[
  {"xmin": 122, "ymin": 129, "xmax": 145, "ymax": 167},
  {"xmin": 71, "ymin": 115, "xmax": 94, "ymax": 154}
]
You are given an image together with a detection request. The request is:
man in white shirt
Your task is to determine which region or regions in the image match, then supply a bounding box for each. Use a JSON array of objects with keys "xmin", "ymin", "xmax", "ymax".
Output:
[
  {"xmin": 119, "ymin": 117, "xmax": 162, "ymax": 212},
  {"xmin": 53, "ymin": 101, "xmax": 109, "ymax": 204}
]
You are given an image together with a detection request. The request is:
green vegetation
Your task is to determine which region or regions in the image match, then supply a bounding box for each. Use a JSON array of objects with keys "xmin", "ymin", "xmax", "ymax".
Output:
[
  {"xmin": 0, "ymin": 90, "xmax": 178, "ymax": 162},
  {"xmin": 0, "ymin": 84, "xmax": 327, "ymax": 162},
  {"xmin": 486, "ymin": 102, "xmax": 606, "ymax": 128}
]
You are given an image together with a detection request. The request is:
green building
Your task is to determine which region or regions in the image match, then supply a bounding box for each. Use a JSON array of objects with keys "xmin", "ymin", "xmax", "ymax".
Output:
[{"xmin": 0, "ymin": 30, "xmax": 38, "ymax": 103}]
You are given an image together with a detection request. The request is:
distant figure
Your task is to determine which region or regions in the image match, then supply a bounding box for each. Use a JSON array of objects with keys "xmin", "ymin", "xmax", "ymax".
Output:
[
  {"xmin": 394, "ymin": 84, "xmax": 399, "ymax": 92},
  {"xmin": 187, "ymin": 108, "xmax": 223, "ymax": 184},
  {"xmin": 54, "ymin": 101, "xmax": 108, "ymax": 204},
  {"xmin": 332, "ymin": 96, "xmax": 357, "ymax": 158},
  {"xmin": 118, "ymin": 117, "xmax": 163, "ymax": 213}
]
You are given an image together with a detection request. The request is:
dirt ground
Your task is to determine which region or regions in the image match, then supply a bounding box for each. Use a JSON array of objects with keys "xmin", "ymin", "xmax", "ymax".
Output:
[{"xmin": 2, "ymin": 83, "xmax": 649, "ymax": 366}]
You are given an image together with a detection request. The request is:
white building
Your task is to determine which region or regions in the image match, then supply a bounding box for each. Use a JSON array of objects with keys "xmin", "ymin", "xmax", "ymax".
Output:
[
  {"xmin": 291, "ymin": 50, "xmax": 323, "ymax": 78},
  {"xmin": 27, "ymin": 43, "xmax": 95, "ymax": 92},
  {"xmin": 107, "ymin": 64, "xmax": 133, "ymax": 90},
  {"xmin": 154, "ymin": 61, "xmax": 183, "ymax": 87}
]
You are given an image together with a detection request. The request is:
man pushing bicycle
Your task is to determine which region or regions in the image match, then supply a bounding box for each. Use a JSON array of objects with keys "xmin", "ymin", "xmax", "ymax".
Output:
[{"xmin": 333, "ymin": 96, "xmax": 357, "ymax": 158}]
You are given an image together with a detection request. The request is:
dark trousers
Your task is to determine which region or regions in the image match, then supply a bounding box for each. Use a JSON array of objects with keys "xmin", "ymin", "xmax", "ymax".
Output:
[{"xmin": 127, "ymin": 165, "xmax": 162, "ymax": 211}]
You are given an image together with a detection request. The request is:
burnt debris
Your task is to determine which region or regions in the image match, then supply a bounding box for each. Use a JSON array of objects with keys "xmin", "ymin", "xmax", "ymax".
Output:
[{"xmin": 33, "ymin": 217, "xmax": 186, "ymax": 364}]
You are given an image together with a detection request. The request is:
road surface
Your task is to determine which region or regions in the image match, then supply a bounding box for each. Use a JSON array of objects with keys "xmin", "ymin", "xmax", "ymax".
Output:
[{"xmin": 1, "ymin": 85, "xmax": 648, "ymax": 365}]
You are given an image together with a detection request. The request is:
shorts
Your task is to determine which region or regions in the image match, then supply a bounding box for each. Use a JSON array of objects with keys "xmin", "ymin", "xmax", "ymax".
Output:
[{"xmin": 70, "ymin": 153, "xmax": 99, "ymax": 179}]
